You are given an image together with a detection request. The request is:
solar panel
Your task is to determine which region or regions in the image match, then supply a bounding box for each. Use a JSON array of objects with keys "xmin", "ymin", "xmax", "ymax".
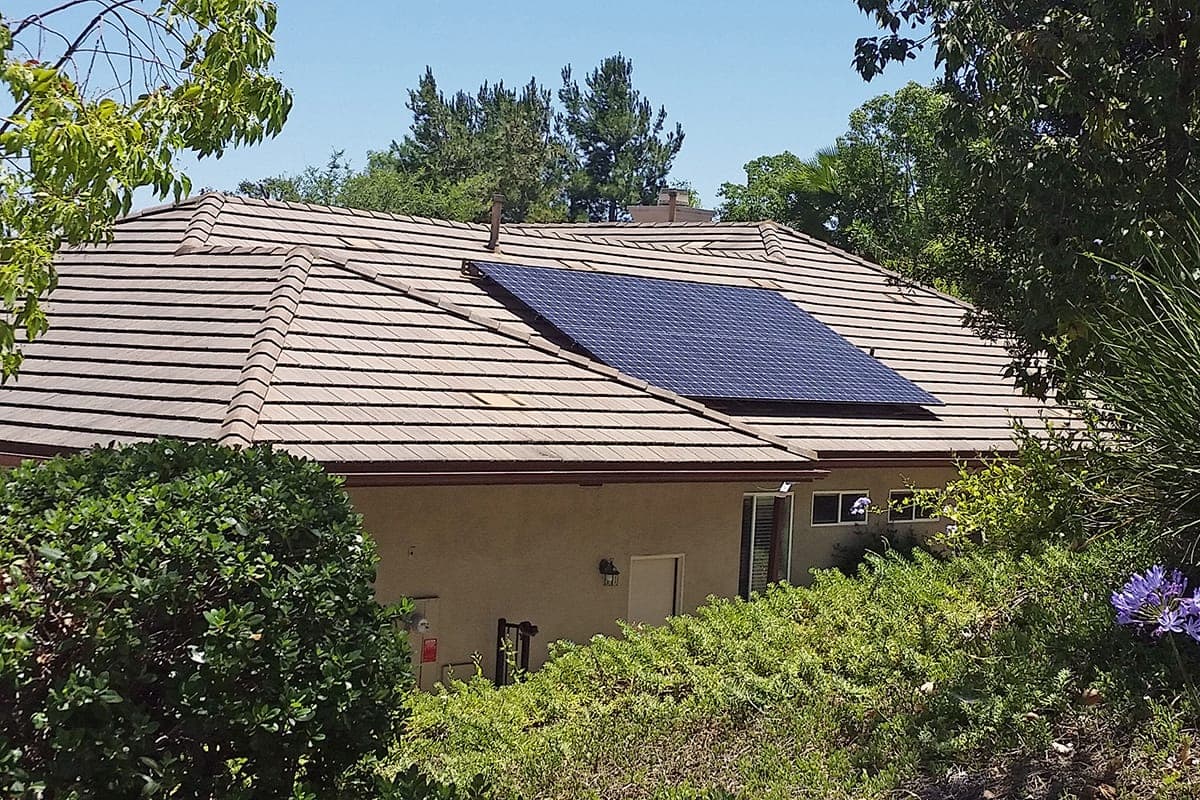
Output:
[{"xmin": 468, "ymin": 260, "xmax": 941, "ymax": 406}]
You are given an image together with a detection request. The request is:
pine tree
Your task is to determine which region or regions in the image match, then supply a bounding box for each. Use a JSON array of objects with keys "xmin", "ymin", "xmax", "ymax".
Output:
[
  {"xmin": 387, "ymin": 68, "xmax": 568, "ymax": 221},
  {"xmin": 558, "ymin": 54, "xmax": 685, "ymax": 221}
]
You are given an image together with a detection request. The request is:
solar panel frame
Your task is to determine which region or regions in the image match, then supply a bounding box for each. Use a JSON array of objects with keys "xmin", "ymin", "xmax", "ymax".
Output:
[{"xmin": 469, "ymin": 260, "xmax": 942, "ymax": 407}]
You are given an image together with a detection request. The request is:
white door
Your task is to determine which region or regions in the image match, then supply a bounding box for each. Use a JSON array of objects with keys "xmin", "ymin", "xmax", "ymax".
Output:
[{"xmin": 627, "ymin": 555, "xmax": 681, "ymax": 625}]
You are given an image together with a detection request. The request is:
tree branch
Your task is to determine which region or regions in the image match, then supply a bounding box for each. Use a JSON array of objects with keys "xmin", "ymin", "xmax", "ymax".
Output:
[
  {"xmin": 11, "ymin": 0, "xmax": 105, "ymax": 38},
  {"xmin": 1, "ymin": 0, "xmax": 144, "ymax": 136}
]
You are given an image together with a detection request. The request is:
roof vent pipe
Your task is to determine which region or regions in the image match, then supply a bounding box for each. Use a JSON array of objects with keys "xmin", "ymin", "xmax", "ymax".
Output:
[
  {"xmin": 667, "ymin": 189, "xmax": 678, "ymax": 222},
  {"xmin": 486, "ymin": 194, "xmax": 504, "ymax": 251}
]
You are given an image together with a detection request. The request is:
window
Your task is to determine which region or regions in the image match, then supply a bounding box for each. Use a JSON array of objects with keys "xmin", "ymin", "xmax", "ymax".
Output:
[
  {"xmin": 811, "ymin": 491, "xmax": 871, "ymax": 526},
  {"xmin": 888, "ymin": 490, "xmax": 938, "ymax": 522},
  {"xmin": 739, "ymin": 494, "xmax": 793, "ymax": 598}
]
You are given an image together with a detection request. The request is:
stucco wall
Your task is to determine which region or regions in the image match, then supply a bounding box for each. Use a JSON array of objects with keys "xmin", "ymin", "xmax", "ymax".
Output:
[
  {"xmin": 348, "ymin": 465, "xmax": 960, "ymax": 685},
  {"xmin": 789, "ymin": 466, "xmax": 960, "ymax": 581},
  {"xmin": 352, "ymin": 481, "xmax": 746, "ymax": 684}
]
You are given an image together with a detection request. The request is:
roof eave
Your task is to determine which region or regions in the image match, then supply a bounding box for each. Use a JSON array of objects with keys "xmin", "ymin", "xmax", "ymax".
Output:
[
  {"xmin": 811, "ymin": 449, "xmax": 1016, "ymax": 468},
  {"xmin": 0, "ymin": 443, "xmax": 824, "ymax": 487},
  {"xmin": 332, "ymin": 460, "xmax": 828, "ymax": 487}
]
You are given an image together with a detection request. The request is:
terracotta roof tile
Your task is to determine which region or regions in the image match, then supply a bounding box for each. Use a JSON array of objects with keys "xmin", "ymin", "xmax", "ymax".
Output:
[
  {"xmin": 192, "ymin": 194, "xmax": 1056, "ymax": 458},
  {"xmin": 0, "ymin": 192, "xmax": 1061, "ymax": 467},
  {"xmin": 0, "ymin": 208, "xmax": 812, "ymax": 469}
]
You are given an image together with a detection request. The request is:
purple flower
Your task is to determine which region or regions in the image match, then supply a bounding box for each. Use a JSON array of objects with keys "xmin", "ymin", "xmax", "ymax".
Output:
[
  {"xmin": 1113, "ymin": 567, "xmax": 1200, "ymax": 642},
  {"xmin": 1112, "ymin": 565, "xmax": 1167, "ymax": 624},
  {"xmin": 1183, "ymin": 615, "xmax": 1200, "ymax": 644},
  {"xmin": 1112, "ymin": 566, "xmax": 1188, "ymax": 629},
  {"xmin": 1162, "ymin": 569, "xmax": 1188, "ymax": 604},
  {"xmin": 1156, "ymin": 605, "xmax": 1188, "ymax": 636},
  {"xmin": 1179, "ymin": 590, "xmax": 1200, "ymax": 643},
  {"xmin": 1180, "ymin": 589, "xmax": 1200, "ymax": 616},
  {"xmin": 850, "ymin": 497, "xmax": 871, "ymax": 517}
]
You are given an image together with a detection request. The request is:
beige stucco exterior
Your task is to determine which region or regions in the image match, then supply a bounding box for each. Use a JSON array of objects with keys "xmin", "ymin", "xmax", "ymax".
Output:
[
  {"xmin": 350, "ymin": 465, "xmax": 959, "ymax": 687},
  {"xmin": 791, "ymin": 466, "xmax": 961, "ymax": 574}
]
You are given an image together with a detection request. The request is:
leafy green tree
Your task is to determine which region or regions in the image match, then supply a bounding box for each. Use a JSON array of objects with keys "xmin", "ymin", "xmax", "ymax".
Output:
[
  {"xmin": 237, "ymin": 54, "xmax": 689, "ymax": 225},
  {"xmin": 337, "ymin": 151, "xmax": 492, "ymax": 221},
  {"xmin": 237, "ymin": 150, "xmax": 353, "ymax": 205},
  {"xmin": 719, "ymin": 84, "xmax": 960, "ymax": 289},
  {"xmin": 0, "ymin": 440, "xmax": 411, "ymax": 799},
  {"xmin": 558, "ymin": 54, "xmax": 684, "ymax": 221},
  {"xmin": 238, "ymin": 68, "xmax": 571, "ymax": 223},
  {"xmin": 718, "ymin": 150, "xmax": 840, "ymax": 235},
  {"xmin": 853, "ymin": 0, "xmax": 1200, "ymax": 395},
  {"xmin": 233, "ymin": 148, "xmax": 489, "ymax": 220},
  {"xmin": 833, "ymin": 83, "xmax": 956, "ymax": 284},
  {"xmin": 0, "ymin": 2, "xmax": 291, "ymax": 378}
]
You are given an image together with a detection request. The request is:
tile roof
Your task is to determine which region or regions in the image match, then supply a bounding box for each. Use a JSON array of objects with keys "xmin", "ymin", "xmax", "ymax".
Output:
[
  {"xmin": 0, "ymin": 192, "xmax": 1060, "ymax": 470},
  {"xmin": 0, "ymin": 200, "xmax": 815, "ymax": 475},
  {"xmin": 509, "ymin": 219, "xmax": 795, "ymax": 262},
  {"xmin": 196, "ymin": 194, "xmax": 1059, "ymax": 459}
]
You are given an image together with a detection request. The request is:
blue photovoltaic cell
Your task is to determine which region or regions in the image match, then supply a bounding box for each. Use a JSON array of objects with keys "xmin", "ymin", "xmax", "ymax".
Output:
[{"xmin": 470, "ymin": 260, "xmax": 941, "ymax": 406}]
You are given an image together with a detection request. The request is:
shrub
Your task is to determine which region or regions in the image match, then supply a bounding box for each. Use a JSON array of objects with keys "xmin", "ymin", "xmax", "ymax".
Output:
[
  {"xmin": 1072, "ymin": 208, "xmax": 1200, "ymax": 561},
  {"xmin": 913, "ymin": 424, "xmax": 1091, "ymax": 556},
  {"xmin": 390, "ymin": 536, "xmax": 1195, "ymax": 799},
  {"xmin": 829, "ymin": 522, "xmax": 921, "ymax": 574},
  {"xmin": 0, "ymin": 440, "xmax": 412, "ymax": 799}
]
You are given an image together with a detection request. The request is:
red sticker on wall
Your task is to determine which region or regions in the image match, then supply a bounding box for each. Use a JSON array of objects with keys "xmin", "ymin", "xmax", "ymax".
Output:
[{"xmin": 421, "ymin": 637, "xmax": 438, "ymax": 664}]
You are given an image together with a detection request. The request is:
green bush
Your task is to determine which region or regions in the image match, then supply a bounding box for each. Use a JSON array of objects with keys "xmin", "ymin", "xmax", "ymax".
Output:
[
  {"xmin": 0, "ymin": 440, "xmax": 412, "ymax": 799},
  {"xmin": 390, "ymin": 537, "xmax": 1196, "ymax": 799},
  {"xmin": 830, "ymin": 521, "xmax": 921, "ymax": 574},
  {"xmin": 912, "ymin": 423, "xmax": 1091, "ymax": 555}
]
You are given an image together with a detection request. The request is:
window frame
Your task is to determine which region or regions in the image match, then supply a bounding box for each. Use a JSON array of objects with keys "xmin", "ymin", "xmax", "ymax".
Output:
[
  {"xmin": 810, "ymin": 490, "xmax": 872, "ymax": 527},
  {"xmin": 740, "ymin": 492, "xmax": 795, "ymax": 598},
  {"xmin": 887, "ymin": 489, "xmax": 939, "ymax": 523}
]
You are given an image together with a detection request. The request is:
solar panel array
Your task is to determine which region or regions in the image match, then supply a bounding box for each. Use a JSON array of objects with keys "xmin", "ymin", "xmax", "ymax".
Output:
[{"xmin": 470, "ymin": 260, "xmax": 941, "ymax": 406}]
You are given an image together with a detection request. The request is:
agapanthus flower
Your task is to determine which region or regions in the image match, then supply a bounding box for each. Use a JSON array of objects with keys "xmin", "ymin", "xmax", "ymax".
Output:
[
  {"xmin": 850, "ymin": 496, "xmax": 871, "ymax": 517},
  {"xmin": 1112, "ymin": 566, "xmax": 1200, "ymax": 640},
  {"xmin": 1184, "ymin": 614, "xmax": 1200, "ymax": 643},
  {"xmin": 1157, "ymin": 605, "xmax": 1188, "ymax": 635},
  {"xmin": 1180, "ymin": 588, "xmax": 1200, "ymax": 618},
  {"xmin": 1113, "ymin": 566, "xmax": 1178, "ymax": 623},
  {"xmin": 1163, "ymin": 569, "xmax": 1189, "ymax": 601}
]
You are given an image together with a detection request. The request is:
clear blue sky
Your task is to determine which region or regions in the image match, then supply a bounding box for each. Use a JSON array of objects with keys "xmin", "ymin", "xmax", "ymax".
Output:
[{"xmin": 180, "ymin": 0, "xmax": 934, "ymax": 207}]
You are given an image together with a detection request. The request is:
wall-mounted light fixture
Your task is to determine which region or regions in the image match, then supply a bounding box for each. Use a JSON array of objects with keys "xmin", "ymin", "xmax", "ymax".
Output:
[
  {"xmin": 598, "ymin": 558, "xmax": 620, "ymax": 587},
  {"xmin": 400, "ymin": 610, "xmax": 430, "ymax": 634}
]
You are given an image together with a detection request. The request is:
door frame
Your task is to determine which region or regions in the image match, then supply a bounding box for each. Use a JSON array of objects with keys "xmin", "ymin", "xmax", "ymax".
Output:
[
  {"xmin": 741, "ymin": 493, "xmax": 795, "ymax": 593},
  {"xmin": 627, "ymin": 553, "xmax": 685, "ymax": 620}
]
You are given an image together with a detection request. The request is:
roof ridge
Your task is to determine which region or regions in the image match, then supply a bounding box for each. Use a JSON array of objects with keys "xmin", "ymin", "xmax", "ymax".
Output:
[
  {"xmin": 333, "ymin": 258, "xmax": 817, "ymax": 462},
  {"xmin": 515, "ymin": 228, "xmax": 779, "ymax": 264},
  {"xmin": 509, "ymin": 220, "xmax": 762, "ymax": 229},
  {"xmin": 218, "ymin": 246, "xmax": 327, "ymax": 447},
  {"xmin": 177, "ymin": 192, "xmax": 227, "ymax": 253},
  {"xmin": 756, "ymin": 222, "xmax": 790, "ymax": 264},
  {"xmin": 218, "ymin": 191, "xmax": 491, "ymax": 233},
  {"xmin": 114, "ymin": 193, "xmax": 207, "ymax": 225}
]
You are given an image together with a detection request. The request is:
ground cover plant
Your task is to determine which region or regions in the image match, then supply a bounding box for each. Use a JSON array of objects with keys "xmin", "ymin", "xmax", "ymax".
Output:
[
  {"xmin": 390, "ymin": 536, "xmax": 1199, "ymax": 799},
  {"xmin": 0, "ymin": 440, "xmax": 411, "ymax": 799}
]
